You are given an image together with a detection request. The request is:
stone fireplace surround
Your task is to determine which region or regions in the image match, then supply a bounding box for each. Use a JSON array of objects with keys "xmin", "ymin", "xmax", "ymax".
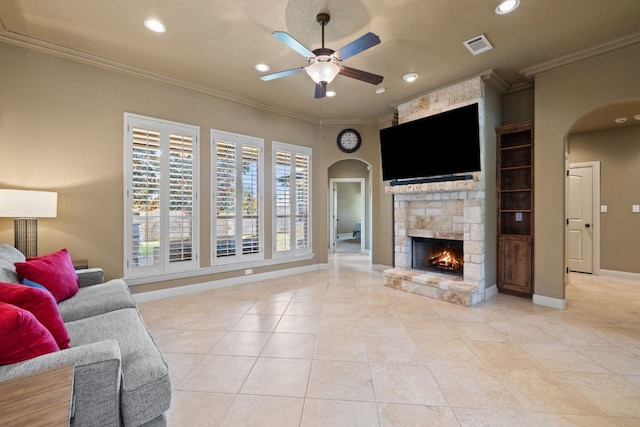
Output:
[{"xmin": 382, "ymin": 77, "xmax": 491, "ymax": 306}]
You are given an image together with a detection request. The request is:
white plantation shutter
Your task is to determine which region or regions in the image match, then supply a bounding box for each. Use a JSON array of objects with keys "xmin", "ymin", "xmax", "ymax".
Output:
[
  {"xmin": 295, "ymin": 153, "xmax": 310, "ymax": 249},
  {"xmin": 125, "ymin": 114, "xmax": 199, "ymax": 278},
  {"xmin": 211, "ymin": 130, "xmax": 263, "ymax": 265},
  {"xmin": 273, "ymin": 142, "xmax": 312, "ymax": 256}
]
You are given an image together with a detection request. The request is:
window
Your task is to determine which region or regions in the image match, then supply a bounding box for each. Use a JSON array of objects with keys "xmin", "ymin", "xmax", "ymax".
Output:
[
  {"xmin": 124, "ymin": 114, "xmax": 199, "ymax": 278},
  {"xmin": 273, "ymin": 142, "xmax": 312, "ymax": 256},
  {"xmin": 211, "ymin": 130, "xmax": 263, "ymax": 265}
]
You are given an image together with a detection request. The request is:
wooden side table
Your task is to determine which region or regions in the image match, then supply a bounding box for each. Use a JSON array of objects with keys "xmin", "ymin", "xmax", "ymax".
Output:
[{"xmin": 0, "ymin": 365, "xmax": 74, "ymax": 426}]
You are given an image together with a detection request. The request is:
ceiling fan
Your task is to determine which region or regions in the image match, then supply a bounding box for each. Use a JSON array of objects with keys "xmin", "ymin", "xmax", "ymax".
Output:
[{"xmin": 260, "ymin": 13, "xmax": 384, "ymax": 98}]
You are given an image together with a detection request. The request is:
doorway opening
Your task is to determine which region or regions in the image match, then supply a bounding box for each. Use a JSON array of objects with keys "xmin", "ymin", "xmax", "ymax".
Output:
[{"xmin": 330, "ymin": 178, "xmax": 365, "ymax": 254}]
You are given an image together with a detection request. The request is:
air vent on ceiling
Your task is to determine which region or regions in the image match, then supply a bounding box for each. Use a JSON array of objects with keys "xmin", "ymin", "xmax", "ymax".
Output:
[{"xmin": 463, "ymin": 34, "xmax": 493, "ymax": 55}]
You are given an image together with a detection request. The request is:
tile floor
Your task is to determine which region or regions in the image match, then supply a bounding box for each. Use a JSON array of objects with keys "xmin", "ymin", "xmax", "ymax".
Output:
[{"xmin": 138, "ymin": 253, "xmax": 640, "ymax": 426}]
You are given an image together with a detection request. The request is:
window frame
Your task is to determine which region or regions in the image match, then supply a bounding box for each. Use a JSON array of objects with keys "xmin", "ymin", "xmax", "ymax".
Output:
[
  {"xmin": 211, "ymin": 129, "xmax": 264, "ymax": 266},
  {"xmin": 124, "ymin": 113, "xmax": 199, "ymax": 279},
  {"xmin": 272, "ymin": 141, "xmax": 313, "ymax": 258}
]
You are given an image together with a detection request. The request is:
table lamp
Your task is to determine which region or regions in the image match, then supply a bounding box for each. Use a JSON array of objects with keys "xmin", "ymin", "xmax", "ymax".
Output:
[{"xmin": 0, "ymin": 189, "xmax": 58, "ymax": 257}]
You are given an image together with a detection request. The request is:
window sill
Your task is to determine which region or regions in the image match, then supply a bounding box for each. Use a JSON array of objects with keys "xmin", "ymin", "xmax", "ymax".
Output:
[{"xmin": 126, "ymin": 252, "xmax": 314, "ymax": 286}]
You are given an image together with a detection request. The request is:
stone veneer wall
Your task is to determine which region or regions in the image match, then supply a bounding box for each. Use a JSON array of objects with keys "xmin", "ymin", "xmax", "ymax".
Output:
[{"xmin": 384, "ymin": 77, "xmax": 489, "ymax": 306}]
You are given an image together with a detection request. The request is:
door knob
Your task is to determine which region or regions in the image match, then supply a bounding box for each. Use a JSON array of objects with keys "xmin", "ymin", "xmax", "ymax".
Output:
[{"xmin": 585, "ymin": 223, "xmax": 591, "ymax": 228}]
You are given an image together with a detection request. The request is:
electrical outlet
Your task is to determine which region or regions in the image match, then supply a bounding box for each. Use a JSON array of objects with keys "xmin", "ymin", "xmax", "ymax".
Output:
[
  {"xmin": 245, "ymin": 269, "xmax": 253, "ymax": 275},
  {"xmin": 600, "ymin": 205, "xmax": 608, "ymax": 213},
  {"xmin": 633, "ymin": 205, "xmax": 640, "ymax": 213}
]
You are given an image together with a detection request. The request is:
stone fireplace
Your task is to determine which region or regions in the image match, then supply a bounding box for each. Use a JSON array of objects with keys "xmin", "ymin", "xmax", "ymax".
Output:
[{"xmin": 383, "ymin": 76, "xmax": 498, "ymax": 306}]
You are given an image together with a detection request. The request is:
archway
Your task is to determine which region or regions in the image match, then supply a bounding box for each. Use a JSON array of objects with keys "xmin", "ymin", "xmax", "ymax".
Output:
[
  {"xmin": 565, "ymin": 99, "xmax": 640, "ymax": 282},
  {"xmin": 327, "ymin": 159, "xmax": 372, "ymax": 258}
]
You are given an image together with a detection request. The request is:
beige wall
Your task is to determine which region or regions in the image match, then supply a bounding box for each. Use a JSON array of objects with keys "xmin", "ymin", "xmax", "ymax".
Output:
[
  {"xmin": 569, "ymin": 125, "xmax": 640, "ymax": 273},
  {"xmin": 0, "ymin": 42, "xmax": 345, "ymax": 291},
  {"xmin": 534, "ymin": 42, "xmax": 640, "ymax": 300},
  {"xmin": 0, "ymin": 41, "xmax": 395, "ymax": 292}
]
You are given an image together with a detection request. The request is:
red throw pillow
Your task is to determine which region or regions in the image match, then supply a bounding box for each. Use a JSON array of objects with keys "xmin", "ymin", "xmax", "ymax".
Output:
[
  {"xmin": 15, "ymin": 248, "xmax": 79, "ymax": 303},
  {"xmin": 0, "ymin": 301, "xmax": 59, "ymax": 365},
  {"xmin": 0, "ymin": 282, "xmax": 70, "ymax": 349}
]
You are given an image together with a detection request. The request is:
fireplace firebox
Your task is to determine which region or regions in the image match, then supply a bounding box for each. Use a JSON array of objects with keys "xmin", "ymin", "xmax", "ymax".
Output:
[{"xmin": 412, "ymin": 237, "xmax": 463, "ymax": 276}]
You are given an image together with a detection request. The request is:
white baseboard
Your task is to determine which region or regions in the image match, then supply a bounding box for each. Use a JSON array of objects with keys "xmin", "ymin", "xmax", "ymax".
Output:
[
  {"xmin": 598, "ymin": 269, "xmax": 640, "ymax": 282},
  {"xmin": 372, "ymin": 263, "xmax": 393, "ymax": 272},
  {"xmin": 532, "ymin": 293, "xmax": 566, "ymax": 310},
  {"xmin": 132, "ymin": 263, "xmax": 328, "ymax": 302},
  {"xmin": 484, "ymin": 284, "xmax": 498, "ymax": 300}
]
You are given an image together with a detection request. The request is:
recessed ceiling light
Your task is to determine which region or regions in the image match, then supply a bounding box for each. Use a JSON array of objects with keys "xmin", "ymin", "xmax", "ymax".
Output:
[
  {"xmin": 255, "ymin": 63, "xmax": 270, "ymax": 72},
  {"xmin": 495, "ymin": 0, "xmax": 520, "ymax": 14},
  {"xmin": 326, "ymin": 91, "xmax": 337, "ymax": 97},
  {"xmin": 614, "ymin": 117, "xmax": 627, "ymax": 124},
  {"xmin": 144, "ymin": 19, "xmax": 166, "ymax": 33},
  {"xmin": 376, "ymin": 87, "xmax": 386, "ymax": 94},
  {"xmin": 403, "ymin": 73, "xmax": 419, "ymax": 82}
]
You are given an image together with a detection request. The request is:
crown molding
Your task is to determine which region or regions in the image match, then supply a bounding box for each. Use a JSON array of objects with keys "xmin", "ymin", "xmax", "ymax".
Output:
[
  {"xmin": 521, "ymin": 31, "xmax": 640, "ymax": 78},
  {"xmin": 0, "ymin": 29, "xmax": 322, "ymax": 124}
]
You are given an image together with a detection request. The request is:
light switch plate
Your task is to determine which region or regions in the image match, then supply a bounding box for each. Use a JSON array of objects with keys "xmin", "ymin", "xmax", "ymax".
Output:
[
  {"xmin": 633, "ymin": 205, "xmax": 640, "ymax": 213},
  {"xmin": 600, "ymin": 205, "xmax": 608, "ymax": 213}
]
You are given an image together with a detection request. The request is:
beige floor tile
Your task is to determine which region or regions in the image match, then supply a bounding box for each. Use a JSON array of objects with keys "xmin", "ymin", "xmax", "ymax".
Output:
[
  {"xmin": 574, "ymin": 345, "xmax": 640, "ymax": 375},
  {"xmin": 377, "ymin": 403, "xmax": 459, "ymax": 427},
  {"xmin": 518, "ymin": 342, "xmax": 610, "ymax": 373},
  {"xmin": 167, "ymin": 390, "xmax": 235, "ymax": 427},
  {"xmin": 220, "ymin": 395, "xmax": 304, "ymax": 427},
  {"xmin": 370, "ymin": 363, "xmax": 447, "ymax": 405},
  {"xmin": 209, "ymin": 331, "xmax": 271, "ymax": 356},
  {"xmin": 416, "ymin": 336, "xmax": 485, "ymax": 367},
  {"xmin": 247, "ymin": 301, "xmax": 290, "ymax": 315},
  {"xmin": 314, "ymin": 334, "xmax": 368, "ymax": 362},
  {"xmin": 429, "ymin": 365, "xmax": 525, "ymax": 410},
  {"xmin": 490, "ymin": 367, "xmax": 605, "ymax": 415},
  {"xmin": 300, "ymin": 399, "xmax": 379, "ymax": 427},
  {"xmin": 366, "ymin": 335, "xmax": 426, "ymax": 364},
  {"xmin": 178, "ymin": 354, "xmax": 256, "ymax": 393},
  {"xmin": 275, "ymin": 315, "xmax": 321, "ymax": 334},
  {"xmin": 189, "ymin": 312, "xmax": 244, "ymax": 330},
  {"xmin": 160, "ymin": 329, "xmax": 227, "ymax": 354},
  {"xmin": 306, "ymin": 360, "xmax": 375, "ymax": 401},
  {"xmin": 465, "ymin": 341, "xmax": 541, "ymax": 368},
  {"xmin": 261, "ymin": 332, "xmax": 317, "ymax": 359},
  {"xmin": 240, "ymin": 357, "xmax": 311, "ymax": 397},
  {"xmin": 284, "ymin": 301, "xmax": 324, "ymax": 316},
  {"xmin": 448, "ymin": 320, "xmax": 509, "ymax": 341},
  {"xmin": 153, "ymin": 256, "xmax": 640, "ymax": 426},
  {"xmin": 231, "ymin": 314, "xmax": 281, "ymax": 332},
  {"xmin": 557, "ymin": 372, "xmax": 640, "ymax": 417},
  {"xmin": 318, "ymin": 315, "xmax": 363, "ymax": 336}
]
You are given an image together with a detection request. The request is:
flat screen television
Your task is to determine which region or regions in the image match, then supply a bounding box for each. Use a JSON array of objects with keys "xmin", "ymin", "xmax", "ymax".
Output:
[{"xmin": 379, "ymin": 103, "xmax": 481, "ymax": 183}]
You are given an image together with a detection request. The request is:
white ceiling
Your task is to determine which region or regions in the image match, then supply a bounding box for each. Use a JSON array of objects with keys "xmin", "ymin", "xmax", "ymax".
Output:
[{"xmin": 1, "ymin": 0, "xmax": 639, "ymax": 128}]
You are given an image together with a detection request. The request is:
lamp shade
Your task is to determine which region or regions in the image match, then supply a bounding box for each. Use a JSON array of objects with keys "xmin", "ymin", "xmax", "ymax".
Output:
[
  {"xmin": 306, "ymin": 58, "xmax": 340, "ymax": 85},
  {"xmin": 0, "ymin": 190, "xmax": 58, "ymax": 218}
]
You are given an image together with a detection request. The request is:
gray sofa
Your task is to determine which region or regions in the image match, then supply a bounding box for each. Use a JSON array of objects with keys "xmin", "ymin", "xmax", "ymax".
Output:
[{"xmin": 0, "ymin": 244, "xmax": 171, "ymax": 426}]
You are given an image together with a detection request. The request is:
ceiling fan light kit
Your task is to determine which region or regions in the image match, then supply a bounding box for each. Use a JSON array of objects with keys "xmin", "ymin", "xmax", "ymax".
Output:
[{"xmin": 260, "ymin": 12, "xmax": 384, "ymax": 98}]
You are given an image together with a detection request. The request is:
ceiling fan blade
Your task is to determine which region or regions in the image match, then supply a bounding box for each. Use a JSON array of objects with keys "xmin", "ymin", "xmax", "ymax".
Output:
[
  {"xmin": 260, "ymin": 67, "xmax": 305, "ymax": 81},
  {"xmin": 339, "ymin": 66, "xmax": 384, "ymax": 85},
  {"xmin": 335, "ymin": 32, "xmax": 381, "ymax": 61},
  {"xmin": 272, "ymin": 31, "xmax": 314, "ymax": 58},
  {"xmin": 314, "ymin": 83, "xmax": 326, "ymax": 99}
]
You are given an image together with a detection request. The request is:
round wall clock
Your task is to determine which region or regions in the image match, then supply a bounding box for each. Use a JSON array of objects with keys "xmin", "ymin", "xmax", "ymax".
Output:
[{"xmin": 337, "ymin": 128, "xmax": 362, "ymax": 153}]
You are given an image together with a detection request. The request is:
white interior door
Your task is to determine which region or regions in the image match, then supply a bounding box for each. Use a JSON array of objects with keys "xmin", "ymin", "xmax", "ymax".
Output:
[{"xmin": 568, "ymin": 164, "xmax": 595, "ymax": 273}]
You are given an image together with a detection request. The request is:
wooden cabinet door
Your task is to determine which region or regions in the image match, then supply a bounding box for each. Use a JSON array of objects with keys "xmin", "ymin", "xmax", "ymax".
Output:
[{"xmin": 498, "ymin": 235, "xmax": 532, "ymax": 295}]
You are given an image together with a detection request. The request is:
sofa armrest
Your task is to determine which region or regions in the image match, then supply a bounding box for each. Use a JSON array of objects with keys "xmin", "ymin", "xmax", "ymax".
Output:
[
  {"xmin": 0, "ymin": 340, "xmax": 122, "ymax": 427},
  {"xmin": 77, "ymin": 268, "xmax": 105, "ymax": 287}
]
